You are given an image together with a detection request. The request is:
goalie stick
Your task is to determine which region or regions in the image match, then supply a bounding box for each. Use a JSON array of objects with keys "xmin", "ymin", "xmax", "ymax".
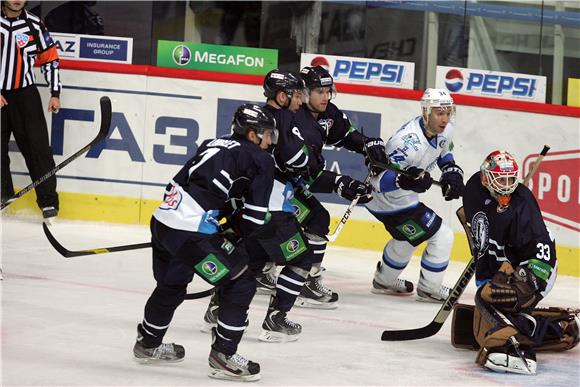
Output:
[
  {"xmin": 1, "ymin": 96, "xmax": 112, "ymax": 210},
  {"xmin": 381, "ymin": 145, "xmax": 550, "ymax": 341}
]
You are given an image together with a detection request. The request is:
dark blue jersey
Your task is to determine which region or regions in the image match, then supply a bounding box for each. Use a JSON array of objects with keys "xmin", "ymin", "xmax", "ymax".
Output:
[
  {"xmin": 462, "ymin": 172, "xmax": 557, "ymax": 292},
  {"xmin": 153, "ymin": 135, "xmax": 274, "ymax": 235}
]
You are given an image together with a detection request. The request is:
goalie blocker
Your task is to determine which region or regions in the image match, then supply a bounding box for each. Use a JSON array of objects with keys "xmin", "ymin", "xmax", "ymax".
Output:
[{"xmin": 451, "ymin": 303, "xmax": 580, "ymax": 352}]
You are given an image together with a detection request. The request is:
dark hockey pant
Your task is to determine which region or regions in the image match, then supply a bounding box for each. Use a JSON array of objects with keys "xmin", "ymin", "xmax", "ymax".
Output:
[
  {"xmin": 293, "ymin": 190, "xmax": 330, "ymax": 266},
  {"xmin": 1, "ymin": 85, "xmax": 58, "ymax": 209},
  {"xmin": 139, "ymin": 218, "xmax": 254, "ymax": 356}
]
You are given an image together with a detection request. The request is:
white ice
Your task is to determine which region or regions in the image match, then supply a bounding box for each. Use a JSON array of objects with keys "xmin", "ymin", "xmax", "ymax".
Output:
[{"xmin": 1, "ymin": 216, "xmax": 579, "ymax": 386}]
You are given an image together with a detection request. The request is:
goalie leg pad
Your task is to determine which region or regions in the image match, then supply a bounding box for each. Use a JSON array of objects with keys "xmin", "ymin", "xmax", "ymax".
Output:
[{"xmin": 452, "ymin": 303, "xmax": 580, "ymax": 353}]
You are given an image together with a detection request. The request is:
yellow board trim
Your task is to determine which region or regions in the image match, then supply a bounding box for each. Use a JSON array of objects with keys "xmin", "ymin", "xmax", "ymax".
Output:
[{"xmin": 6, "ymin": 190, "xmax": 579, "ymax": 277}]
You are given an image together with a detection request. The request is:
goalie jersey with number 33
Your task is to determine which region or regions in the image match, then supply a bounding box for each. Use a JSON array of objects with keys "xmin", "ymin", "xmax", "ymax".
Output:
[
  {"xmin": 462, "ymin": 172, "xmax": 557, "ymax": 295},
  {"xmin": 367, "ymin": 116, "xmax": 456, "ymax": 213}
]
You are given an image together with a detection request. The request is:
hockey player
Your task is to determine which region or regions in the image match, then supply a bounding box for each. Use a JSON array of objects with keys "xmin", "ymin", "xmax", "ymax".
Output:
[
  {"xmin": 461, "ymin": 150, "xmax": 569, "ymax": 375},
  {"xmin": 367, "ymin": 88, "xmax": 464, "ymax": 303},
  {"xmin": 133, "ymin": 104, "xmax": 276, "ymax": 382},
  {"xmin": 288, "ymin": 65, "xmax": 386, "ymax": 308},
  {"xmin": 203, "ymin": 69, "xmax": 321, "ymax": 342}
]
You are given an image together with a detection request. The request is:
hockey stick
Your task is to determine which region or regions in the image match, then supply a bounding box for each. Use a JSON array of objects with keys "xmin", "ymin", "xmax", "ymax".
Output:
[
  {"xmin": 42, "ymin": 222, "xmax": 151, "ymax": 258},
  {"xmin": 1, "ymin": 96, "xmax": 112, "ymax": 210},
  {"xmin": 42, "ymin": 222, "xmax": 213, "ymax": 299},
  {"xmin": 381, "ymin": 145, "xmax": 550, "ymax": 341},
  {"xmin": 326, "ymin": 172, "xmax": 372, "ymax": 242}
]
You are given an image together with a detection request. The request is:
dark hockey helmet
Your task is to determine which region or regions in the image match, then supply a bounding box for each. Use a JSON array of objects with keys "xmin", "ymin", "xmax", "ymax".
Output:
[
  {"xmin": 300, "ymin": 65, "xmax": 336, "ymax": 99},
  {"xmin": 231, "ymin": 104, "xmax": 278, "ymax": 144},
  {"xmin": 263, "ymin": 69, "xmax": 305, "ymax": 99}
]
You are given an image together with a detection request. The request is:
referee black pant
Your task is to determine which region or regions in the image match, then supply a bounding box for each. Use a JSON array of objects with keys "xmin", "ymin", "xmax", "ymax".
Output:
[{"xmin": 1, "ymin": 85, "xmax": 58, "ymax": 209}]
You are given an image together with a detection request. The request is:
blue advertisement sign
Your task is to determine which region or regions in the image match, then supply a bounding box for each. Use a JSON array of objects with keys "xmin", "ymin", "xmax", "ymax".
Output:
[
  {"xmin": 216, "ymin": 98, "xmax": 381, "ymax": 205},
  {"xmin": 79, "ymin": 37, "xmax": 129, "ymax": 62}
]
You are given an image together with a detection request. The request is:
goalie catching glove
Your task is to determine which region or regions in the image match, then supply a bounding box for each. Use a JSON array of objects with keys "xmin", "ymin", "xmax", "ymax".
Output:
[
  {"xmin": 334, "ymin": 175, "xmax": 373, "ymax": 203},
  {"xmin": 481, "ymin": 262, "xmax": 540, "ymax": 314},
  {"xmin": 440, "ymin": 162, "xmax": 464, "ymax": 200}
]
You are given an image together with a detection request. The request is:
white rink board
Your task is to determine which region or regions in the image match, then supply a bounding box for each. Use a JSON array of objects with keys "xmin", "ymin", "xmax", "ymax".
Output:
[{"xmin": 9, "ymin": 68, "xmax": 578, "ymax": 247}]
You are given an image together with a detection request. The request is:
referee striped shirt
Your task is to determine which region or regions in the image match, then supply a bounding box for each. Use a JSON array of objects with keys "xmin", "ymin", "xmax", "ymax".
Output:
[{"xmin": 1, "ymin": 8, "xmax": 61, "ymax": 97}]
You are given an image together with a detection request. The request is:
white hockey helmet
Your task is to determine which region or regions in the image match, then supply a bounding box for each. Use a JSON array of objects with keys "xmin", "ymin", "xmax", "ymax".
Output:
[
  {"xmin": 480, "ymin": 150, "xmax": 519, "ymax": 208},
  {"xmin": 420, "ymin": 88, "xmax": 455, "ymax": 117}
]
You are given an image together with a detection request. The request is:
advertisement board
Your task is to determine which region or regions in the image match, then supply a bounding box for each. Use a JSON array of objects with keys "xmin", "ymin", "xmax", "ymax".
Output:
[
  {"xmin": 52, "ymin": 33, "xmax": 133, "ymax": 64},
  {"xmin": 301, "ymin": 53, "xmax": 414, "ymax": 89},
  {"xmin": 157, "ymin": 41, "xmax": 277, "ymax": 75},
  {"xmin": 436, "ymin": 66, "xmax": 547, "ymax": 102}
]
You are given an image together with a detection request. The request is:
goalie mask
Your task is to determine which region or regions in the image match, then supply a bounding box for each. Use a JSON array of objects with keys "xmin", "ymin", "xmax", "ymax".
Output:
[
  {"xmin": 231, "ymin": 104, "xmax": 278, "ymax": 145},
  {"xmin": 480, "ymin": 150, "xmax": 519, "ymax": 208}
]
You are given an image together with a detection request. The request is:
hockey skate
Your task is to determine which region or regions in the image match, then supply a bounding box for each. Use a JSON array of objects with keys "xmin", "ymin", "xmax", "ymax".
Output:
[
  {"xmin": 416, "ymin": 284, "xmax": 451, "ymax": 303},
  {"xmin": 42, "ymin": 206, "xmax": 58, "ymax": 225},
  {"xmin": 208, "ymin": 347, "xmax": 261, "ymax": 382},
  {"xmin": 259, "ymin": 301, "xmax": 302, "ymax": 342},
  {"xmin": 371, "ymin": 263, "xmax": 414, "ymax": 296},
  {"xmin": 295, "ymin": 266, "xmax": 338, "ymax": 309},
  {"xmin": 201, "ymin": 292, "xmax": 219, "ymax": 333},
  {"xmin": 255, "ymin": 263, "xmax": 276, "ymax": 295},
  {"xmin": 133, "ymin": 326, "xmax": 185, "ymax": 364},
  {"xmin": 484, "ymin": 345, "xmax": 537, "ymax": 375}
]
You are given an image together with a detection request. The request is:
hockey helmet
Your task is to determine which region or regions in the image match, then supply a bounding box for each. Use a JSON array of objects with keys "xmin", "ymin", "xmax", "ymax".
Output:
[
  {"xmin": 421, "ymin": 88, "xmax": 455, "ymax": 117},
  {"xmin": 263, "ymin": 69, "xmax": 305, "ymax": 100},
  {"xmin": 480, "ymin": 150, "xmax": 519, "ymax": 207},
  {"xmin": 231, "ymin": 104, "xmax": 278, "ymax": 144},
  {"xmin": 300, "ymin": 66, "xmax": 336, "ymax": 99}
]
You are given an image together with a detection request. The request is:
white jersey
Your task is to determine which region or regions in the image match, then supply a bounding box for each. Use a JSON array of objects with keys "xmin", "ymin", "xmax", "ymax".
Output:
[{"xmin": 366, "ymin": 116, "xmax": 455, "ymax": 213}]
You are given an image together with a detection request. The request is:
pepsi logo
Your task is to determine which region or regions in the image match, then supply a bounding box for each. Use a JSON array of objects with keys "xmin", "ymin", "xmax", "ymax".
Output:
[
  {"xmin": 310, "ymin": 56, "xmax": 330, "ymax": 71},
  {"xmin": 445, "ymin": 69, "xmax": 464, "ymax": 92}
]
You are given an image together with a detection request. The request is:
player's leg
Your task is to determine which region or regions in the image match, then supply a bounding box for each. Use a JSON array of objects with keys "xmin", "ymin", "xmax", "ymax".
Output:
[
  {"xmin": 416, "ymin": 222, "xmax": 454, "ymax": 303},
  {"xmin": 371, "ymin": 237, "xmax": 415, "ymax": 295}
]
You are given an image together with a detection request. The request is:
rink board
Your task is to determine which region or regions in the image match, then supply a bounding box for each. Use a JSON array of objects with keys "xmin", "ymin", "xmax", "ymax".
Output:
[{"xmin": 5, "ymin": 61, "xmax": 579, "ymax": 276}]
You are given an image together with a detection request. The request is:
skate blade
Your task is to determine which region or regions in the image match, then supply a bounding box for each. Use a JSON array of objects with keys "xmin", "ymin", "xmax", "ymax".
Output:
[
  {"xmin": 255, "ymin": 288, "xmax": 275, "ymax": 296},
  {"xmin": 415, "ymin": 295, "xmax": 445, "ymax": 304},
  {"xmin": 258, "ymin": 330, "xmax": 299, "ymax": 343},
  {"xmin": 133, "ymin": 356, "xmax": 185, "ymax": 365},
  {"xmin": 208, "ymin": 368, "xmax": 261, "ymax": 382},
  {"xmin": 371, "ymin": 288, "xmax": 414, "ymax": 296},
  {"xmin": 294, "ymin": 297, "xmax": 338, "ymax": 310},
  {"xmin": 484, "ymin": 358, "xmax": 536, "ymax": 375}
]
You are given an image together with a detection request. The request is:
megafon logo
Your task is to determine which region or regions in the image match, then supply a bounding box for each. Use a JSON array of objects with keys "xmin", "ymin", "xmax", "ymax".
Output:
[
  {"xmin": 445, "ymin": 69, "xmax": 464, "ymax": 92},
  {"xmin": 524, "ymin": 149, "xmax": 580, "ymax": 231},
  {"xmin": 310, "ymin": 56, "xmax": 330, "ymax": 71},
  {"xmin": 172, "ymin": 45, "xmax": 191, "ymax": 66}
]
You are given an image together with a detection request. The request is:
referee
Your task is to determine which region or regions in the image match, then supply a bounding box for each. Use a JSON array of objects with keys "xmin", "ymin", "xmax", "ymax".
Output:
[{"xmin": 1, "ymin": 0, "xmax": 61, "ymax": 220}]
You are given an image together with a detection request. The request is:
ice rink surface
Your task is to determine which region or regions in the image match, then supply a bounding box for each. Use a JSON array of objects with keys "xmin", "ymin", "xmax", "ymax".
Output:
[{"xmin": 1, "ymin": 216, "xmax": 579, "ymax": 386}]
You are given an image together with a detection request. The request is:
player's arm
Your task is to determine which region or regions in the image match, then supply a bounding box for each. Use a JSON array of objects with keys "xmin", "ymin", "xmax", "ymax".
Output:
[
  {"xmin": 240, "ymin": 151, "xmax": 275, "ymax": 236},
  {"xmin": 369, "ymin": 141, "xmax": 431, "ymax": 194},
  {"xmin": 324, "ymin": 103, "xmax": 388, "ymax": 174},
  {"xmin": 437, "ymin": 140, "xmax": 464, "ymax": 200}
]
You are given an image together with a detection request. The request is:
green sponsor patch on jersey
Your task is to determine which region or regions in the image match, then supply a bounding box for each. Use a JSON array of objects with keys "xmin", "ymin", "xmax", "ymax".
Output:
[
  {"xmin": 396, "ymin": 220, "xmax": 426, "ymax": 242},
  {"xmin": 280, "ymin": 232, "xmax": 307, "ymax": 261},
  {"xmin": 290, "ymin": 197, "xmax": 310, "ymax": 223},
  {"xmin": 528, "ymin": 259, "xmax": 552, "ymax": 281},
  {"xmin": 195, "ymin": 253, "xmax": 230, "ymax": 283}
]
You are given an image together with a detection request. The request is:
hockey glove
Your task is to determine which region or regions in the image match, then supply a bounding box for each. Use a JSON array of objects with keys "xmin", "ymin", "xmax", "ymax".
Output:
[
  {"xmin": 440, "ymin": 162, "xmax": 464, "ymax": 200},
  {"xmin": 334, "ymin": 175, "xmax": 373, "ymax": 203},
  {"xmin": 364, "ymin": 137, "xmax": 389, "ymax": 175},
  {"xmin": 482, "ymin": 263, "xmax": 540, "ymax": 314},
  {"xmin": 396, "ymin": 167, "xmax": 432, "ymax": 193}
]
